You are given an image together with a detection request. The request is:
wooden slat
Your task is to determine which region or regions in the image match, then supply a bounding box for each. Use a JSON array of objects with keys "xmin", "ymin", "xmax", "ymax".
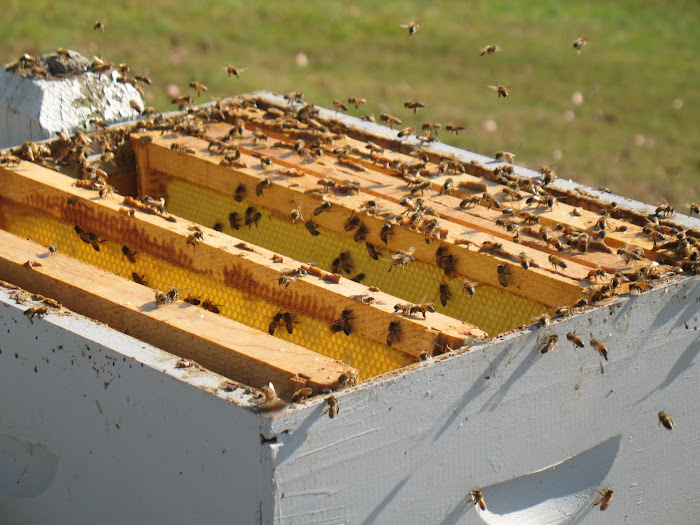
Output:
[
  {"xmin": 0, "ymin": 162, "xmax": 484, "ymax": 358},
  {"xmin": 0, "ymin": 228, "xmax": 350, "ymax": 400},
  {"xmin": 133, "ymin": 130, "xmax": 589, "ymax": 308}
]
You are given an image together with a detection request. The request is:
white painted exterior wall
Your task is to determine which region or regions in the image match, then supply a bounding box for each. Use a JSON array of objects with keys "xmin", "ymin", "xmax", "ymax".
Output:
[
  {"xmin": 0, "ymin": 289, "xmax": 266, "ymax": 525},
  {"xmin": 0, "ymin": 67, "xmax": 142, "ymax": 149},
  {"xmin": 1, "ymin": 275, "xmax": 698, "ymax": 524}
]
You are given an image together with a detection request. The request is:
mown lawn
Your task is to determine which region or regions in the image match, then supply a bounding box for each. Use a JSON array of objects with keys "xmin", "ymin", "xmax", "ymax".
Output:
[{"xmin": 3, "ymin": 0, "xmax": 698, "ymax": 208}]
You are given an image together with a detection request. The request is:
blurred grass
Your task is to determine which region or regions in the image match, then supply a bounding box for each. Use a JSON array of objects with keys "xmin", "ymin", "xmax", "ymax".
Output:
[{"xmin": 2, "ymin": 0, "xmax": 698, "ymax": 208}]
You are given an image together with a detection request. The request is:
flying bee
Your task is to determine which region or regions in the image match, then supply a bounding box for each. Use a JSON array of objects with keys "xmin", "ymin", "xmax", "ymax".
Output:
[
  {"xmin": 549, "ymin": 254, "xmax": 568, "ymax": 272},
  {"xmin": 305, "ymin": 220, "xmax": 321, "ymax": 236},
  {"xmin": 480, "ymin": 44, "xmax": 500, "ymax": 56},
  {"xmin": 539, "ymin": 333, "xmax": 559, "ymax": 354},
  {"xmin": 94, "ymin": 21, "xmax": 105, "ymax": 31},
  {"xmin": 590, "ymin": 338, "xmax": 609, "ymax": 361},
  {"xmin": 445, "ymin": 123, "xmax": 466, "ymax": 135},
  {"xmin": 284, "ymin": 92, "xmax": 304, "ymax": 104},
  {"xmin": 121, "ymin": 245, "xmax": 137, "ymax": 263},
  {"xmin": 495, "ymin": 151, "xmax": 515, "ymax": 163},
  {"xmin": 332, "ymin": 99, "xmax": 348, "ymax": 112},
  {"xmin": 226, "ymin": 65, "xmax": 245, "ymax": 78},
  {"xmin": 658, "ymin": 411, "xmax": 674, "ymax": 430},
  {"xmin": 462, "ymin": 279, "xmax": 477, "ymax": 298},
  {"xmin": 379, "ymin": 113, "xmax": 402, "ymax": 128},
  {"xmin": 347, "ymin": 96, "xmax": 367, "ymax": 109},
  {"xmin": 690, "ymin": 203, "xmax": 700, "ymax": 216},
  {"xmin": 324, "ymin": 396, "xmax": 339, "ymax": 419},
  {"xmin": 390, "ymin": 247, "xmax": 416, "ymax": 272},
  {"xmin": 331, "ymin": 309, "xmax": 354, "ymax": 336},
  {"xmin": 593, "ymin": 488, "xmax": 613, "ymax": 511},
  {"xmin": 387, "ymin": 320, "xmax": 402, "ymax": 346},
  {"xmin": 400, "ymin": 21, "xmax": 420, "ymax": 36},
  {"xmin": 438, "ymin": 283, "xmax": 452, "ymax": 306},
  {"xmin": 471, "ymin": 489, "xmax": 487, "ymax": 511},
  {"xmin": 488, "ymin": 84, "xmax": 509, "ymax": 98},
  {"xmin": 497, "ymin": 264, "xmax": 510, "ymax": 287},
  {"xmin": 422, "ymin": 121, "xmax": 441, "ymax": 135},
  {"xmin": 245, "ymin": 206, "xmax": 261, "ymax": 227},
  {"xmin": 188, "ymin": 81, "xmax": 208, "ymax": 96},
  {"xmin": 573, "ymin": 37, "xmax": 588, "ymax": 54},
  {"xmin": 566, "ymin": 332, "xmax": 584, "ymax": 349},
  {"xmin": 255, "ymin": 178, "xmax": 271, "ymax": 197},
  {"xmin": 290, "ymin": 204, "xmax": 304, "ymax": 224},
  {"xmin": 404, "ymin": 100, "xmax": 425, "ymax": 113}
]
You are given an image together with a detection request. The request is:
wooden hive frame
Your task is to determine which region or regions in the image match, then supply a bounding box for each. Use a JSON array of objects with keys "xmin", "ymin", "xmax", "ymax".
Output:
[{"xmin": 1, "ymin": 91, "xmax": 694, "ymax": 403}]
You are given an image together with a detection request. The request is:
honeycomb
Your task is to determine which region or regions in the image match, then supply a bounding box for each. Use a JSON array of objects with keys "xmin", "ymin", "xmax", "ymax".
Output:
[
  {"xmin": 4, "ymin": 205, "xmax": 414, "ymax": 379},
  {"xmin": 165, "ymin": 178, "xmax": 548, "ymax": 336}
]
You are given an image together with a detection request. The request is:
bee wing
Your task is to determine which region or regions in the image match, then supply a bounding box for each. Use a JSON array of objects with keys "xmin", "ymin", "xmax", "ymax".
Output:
[
  {"xmin": 400, "ymin": 23, "xmax": 410, "ymax": 28},
  {"xmin": 487, "ymin": 85, "xmax": 499, "ymax": 91},
  {"xmin": 406, "ymin": 246, "xmax": 416, "ymax": 256}
]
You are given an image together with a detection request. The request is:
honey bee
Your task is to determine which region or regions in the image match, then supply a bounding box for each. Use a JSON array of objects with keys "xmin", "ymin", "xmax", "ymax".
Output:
[
  {"xmin": 379, "ymin": 113, "xmax": 402, "ymax": 128},
  {"xmin": 353, "ymin": 223, "xmax": 369, "ymax": 243},
  {"xmin": 380, "ymin": 222, "xmax": 394, "ymax": 245},
  {"xmin": 94, "ymin": 21, "xmax": 105, "ymax": 31},
  {"xmin": 121, "ymin": 245, "xmax": 137, "ymax": 263},
  {"xmin": 573, "ymin": 37, "xmax": 588, "ymax": 54},
  {"xmin": 404, "ymin": 100, "xmax": 425, "ymax": 113},
  {"xmin": 397, "ymin": 127, "xmax": 415, "ymax": 139},
  {"xmin": 256, "ymin": 383, "xmax": 287, "ymax": 412},
  {"xmin": 255, "ymin": 178, "xmax": 271, "ymax": 197},
  {"xmin": 480, "ymin": 44, "xmax": 500, "ymax": 56},
  {"xmin": 445, "ymin": 123, "xmax": 466, "ymax": 135},
  {"xmin": 488, "ymin": 84, "xmax": 509, "ymax": 98},
  {"xmin": 245, "ymin": 206, "xmax": 261, "ymax": 227},
  {"xmin": 437, "ymin": 283, "xmax": 452, "ymax": 307},
  {"xmin": 331, "ymin": 308, "xmax": 354, "ymax": 336},
  {"xmin": 566, "ymin": 332, "xmax": 584, "ymax": 349},
  {"xmin": 593, "ymin": 487, "xmax": 613, "ymax": 511},
  {"xmin": 187, "ymin": 228, "xmax": 204, "ymax": 246},
  {"xmin": 471, "ymin": 488, "xmax": 487, "ymax": 511},
  {"xmin": 658, "ymin": 411, "xmax": 674, "ymax": 430},
  {"xmin": 171, "ymin": 95, "xmax": 193, "ymax": 109},
  {"xmin": 539, "ymin": 333, "xmax": 559, "ymax": 354},
  {"xmin": 495, "ymin": 151, "xmax": 516, "ymax": 164},
  {"xmin": 331, "ymin": 252, "xmax": 354, "ymax": 274},
  {"xmin": 365, "ymin": 242, "xmax": 381, "ymax": 261},
  {"xmin": 539, "ymin": 166, "xmax": 556, "ymax": 185},
  {"xmin": 347, "ymin": 96, "xmax": 367, "ymax": 109},
  {"xmin": 390, "ymin": 248, "xmax": 416, "ymax": 272},
  {"xmin": 549, "ymin": 254, "xmax": 568, "ymax": 272},
  {"xmin": 227, "ymin": 211, "xmax": 241, "ymax": 230},
  {"xmin": 226, "ymin": 65, "xmax": 246, "ymax": 78},
  {"xmin": 690, "ymin": 203, "xmax": 700, "ymax": 216},
  {"xmin": 332, "ymin": 99, "xmax": 348, "ymax": 112},
  {"xmin": 305, "ymin": 220, "xmax": 321, "ymax": 236},
  {"xmin": 400, "ymin": 21, "xmax": 420, "ymax": 36},
  {"xmin": 410, "ymin": 303, "xmax": 435, "ymax": 319},
  {"xmin": 497, "ymin": 264, "xmax": 511, "ymax": 287},
  {"xmin": 338, "ymin": 369, "xmax": 359, "ymax": 388},
  {"xmin": 282, "ymin": 312, "xmax": 299, "ymax": 334},
  {"xmin": 462, "ymin": 279, "xmax": 477, "ymax": 298},
  {"xmin": 132, "ymin": 272, "xmax": 148, "ymax": 286},
  {"xmin": 291, "ymin": 387, "xmax": 313, "ymax": 404},
  {"xmin": 155, "ymin": 287, "xmax": 180, "ymax": 307},
  {"xmin": 233, "ymin": 183, "xmax": 246, "ymax": 202},
  {"xmin": 387, "ymin": 320, "xmax": 402, "ymax": 346},
  {"xmin": 313, "ymin": 201, "xmax": 332, "ymax": 216},
  {"xmin": 24, "ymin": 306, "xmax": 48, "ymax": 323},
  {"xmin": 344, "ymin": 213, "xmax": 361, "ymax": 232},
  {"xmin": 188, "ymin": 81, "xmax": 209, "ymax": 97},
  {"xmin": 284, "ymin": 92, "xmax": 304, "ymax": 104},
  {"xmin": 655, "ymin": 204, "xmax": 675, "ymax": 217},
  {"xmin": 324, "ymin": 396, "xmax": 339, "ymax": 419},
  {"xmin": 590, "ymin": 338, "xmax": 609, "ymax": 361}
]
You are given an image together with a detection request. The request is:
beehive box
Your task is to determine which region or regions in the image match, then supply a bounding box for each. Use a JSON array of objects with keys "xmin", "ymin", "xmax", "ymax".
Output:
[{"xmin": 1, "ymin": 92, "xmax": 698, "ymax": 524}]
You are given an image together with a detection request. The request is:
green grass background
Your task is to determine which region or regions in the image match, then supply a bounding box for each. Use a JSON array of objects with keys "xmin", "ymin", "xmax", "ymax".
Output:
[{"xmin": 3, "ymin": 1, "xmax": 698, "ymax": 208}]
